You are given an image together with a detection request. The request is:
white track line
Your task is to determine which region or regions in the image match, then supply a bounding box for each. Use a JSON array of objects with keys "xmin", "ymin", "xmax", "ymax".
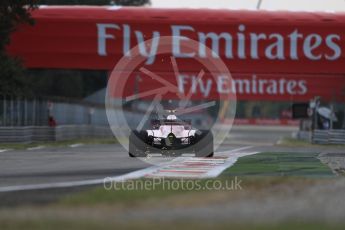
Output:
[
  {"xmin": 0, "ymin": 165, "xmax": 163, "ymax": 193},
  {"xmin": 27, "ymin": 145, "xmax": 45, "ymax": 151},
  {"xmin": 0, "ymin": 149, "xmax": 11, "ymax": 153},
  {"xmin": 0, "ymin": 146, "xmax": 256, "ymax": 193},
  {"xmin": 69, "ymin": 143, "xmax": 84, "ymax": 148}
]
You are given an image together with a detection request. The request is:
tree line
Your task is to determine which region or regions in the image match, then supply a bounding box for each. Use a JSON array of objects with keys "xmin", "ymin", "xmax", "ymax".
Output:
[{"xmin": 0, "ymin": 0, "xmax": 150, "ymax": 98}]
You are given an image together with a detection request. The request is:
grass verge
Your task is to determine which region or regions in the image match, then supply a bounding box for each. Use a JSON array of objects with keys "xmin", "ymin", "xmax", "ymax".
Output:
[
  {"xmin": 1, "ymin": 177, "xmax": 341, "ymax": 230},
  {"xmin": 222, "ymin": 152, "xmax": 334, "ymax": 177},
  {"xmin": 1, "ymin": 220, "xmax": 344, "ymax": 230},
  {"xmin": 277, "ymin": 137, "xmax": 344, "ymax": 148},
  {"xmin": 0, "ymin": 151, "xmax": 340, "ymax": 229}
]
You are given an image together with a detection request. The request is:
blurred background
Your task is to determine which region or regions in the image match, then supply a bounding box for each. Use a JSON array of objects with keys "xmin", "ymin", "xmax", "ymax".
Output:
[
  {"xmin": 1, "ymin": 2, "xmax": 345, "ymax": 230},
  {"xmin": 1, "ymin": 0, "xmax": 345, "ymax": 145}
]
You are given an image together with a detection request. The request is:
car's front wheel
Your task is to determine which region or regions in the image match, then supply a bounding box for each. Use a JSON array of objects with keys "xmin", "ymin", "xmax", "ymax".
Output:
[
  {"xmin": 194, "ymin": 130, "xmax": 214, "ymax": 157},
  {"xmin": 128, "ymin": 131, "xmax": 148, "ymax": 157}
]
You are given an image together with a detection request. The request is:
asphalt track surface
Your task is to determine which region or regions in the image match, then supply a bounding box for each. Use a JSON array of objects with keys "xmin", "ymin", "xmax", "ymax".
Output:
[
  {"xmin": 0, "ymin": 126, "xmax": 294, "ymax": 187},
  {"xmin": 1, "ymin": 125, "xmax": 341, "ymax": 205}
]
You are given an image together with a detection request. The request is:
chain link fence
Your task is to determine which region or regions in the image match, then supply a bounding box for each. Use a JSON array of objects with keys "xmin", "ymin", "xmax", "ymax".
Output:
[
  {"xmin": 0, "ymin": 96, "xmax": 108, "ymax": 127},
  {"xmin": 0, "ymin": 96, "xmax": 112, "ymax": 143},
  {"xmin": 0, "ymin": 96, "xmax": 48, "ymax": 126},
  {"xmin": 0, "ymin": 125, "xmax": 113, "ymax": 143}
]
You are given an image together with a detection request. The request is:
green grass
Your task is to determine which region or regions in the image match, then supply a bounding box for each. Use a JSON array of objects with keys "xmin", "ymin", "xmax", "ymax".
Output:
[
  {"xmin": 222, "ymin": 152, "xmax": 334, "ymax": 177},
  {"xmin": 1, "ymin": 220, "xmax": 344, "ymax": 230},
  {"xmin": 0, "ymin": 150, "xmax": 339, "ymax": 230},
  {"xmin": 61, "ymin": 179, "xmax": 179, "ymax": 206},
  {"xmin": 2, "ymin": 177, "xmax": 341, "ymax": 230},
  {"xmin": 60, "ymin": 177, "xmax": 328, "ymax": 207},
  {"xmin": 62, "ymin": 152, "xmax": 335, "ymax": 206},
  {"xmin": 61, "ymin": 178, "xmax": 232, "ymax": 206},
  {"xmin": 277, "ymin": 137, "xmax": 345, "ymax": 147},
  {"xmin": 277, "ymin": 137, "xmax": 313, "ymax": 146},
  {"xmin": 0, "ymin": 137, "xmax": 118, "ymax": 150}
]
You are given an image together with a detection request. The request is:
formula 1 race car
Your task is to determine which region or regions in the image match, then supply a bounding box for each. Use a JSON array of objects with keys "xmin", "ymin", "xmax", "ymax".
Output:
[{"xmin": 128, "ymin": 112, "xmax": 214, "ymax": 157}]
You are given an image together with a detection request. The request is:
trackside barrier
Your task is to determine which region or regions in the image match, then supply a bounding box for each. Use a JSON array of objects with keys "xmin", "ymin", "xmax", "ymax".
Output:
[
  {"xmin": 0, "ymin": 125, "xmax": 231, "ymax": 143},
  {"xmin": 0, "ymin": 125, "xmax": 113, "ymax": 143},
  {"xmin": 312, "ymin": 129, "xmax": 345, "ymax": 145},
  {"xmin": 55, "ymin": 125, "xmax": 113, "ymax": 141},
  {"xmin": 296, "ymin": 131, "xmax": 311, "ymax": 141}
]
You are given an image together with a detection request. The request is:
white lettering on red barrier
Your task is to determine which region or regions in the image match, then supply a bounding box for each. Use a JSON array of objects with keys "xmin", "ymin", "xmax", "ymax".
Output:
[
  {"xmin": 177, "ymin": 74, "xmax": 307, "ymax": 97},
  {"xmin": 97, "ymin": 23, "xmax": 341, "ymax": 64}
]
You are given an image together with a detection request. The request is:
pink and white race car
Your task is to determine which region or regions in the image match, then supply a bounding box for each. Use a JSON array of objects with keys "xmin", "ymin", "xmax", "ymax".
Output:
[{"xmin": 128, "ymin": 113, "xmax": 213, "ymax": 157}]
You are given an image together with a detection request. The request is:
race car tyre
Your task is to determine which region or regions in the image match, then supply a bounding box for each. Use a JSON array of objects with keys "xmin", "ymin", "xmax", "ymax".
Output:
[
  {"xmin": 194, "ymin": 130, "xmax": 214, "ymax": 157},
  {"xmin": 128, "ymin": 130, "xmax": 148, "ymax": 157}
]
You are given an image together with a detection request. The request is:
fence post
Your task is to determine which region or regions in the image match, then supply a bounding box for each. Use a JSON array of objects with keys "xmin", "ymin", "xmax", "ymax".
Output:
[
  {"xmin": 88, "ymin": 107, "xmax": 94, "ymax": 125},
  {"xmin": 17, "ymin": 97, "xmax": 20, "ymax": 126},
  {"xmin": 330, "ymin": 104, "xmax": 334, "ymax": 130},
  {"xmin": 24, "ymin": 98, "xmax": 28, "ymax": 126},
  {"xmin": 2, "ymin": 95, "xmax": 6, "ymax": 126},
  {"xmin": 32, "ymin": 98, "xmax": 36, "ymax": 126},
  {"xmin": 10, "ymin": 96, "xmax": 14, "ymax": 126}
]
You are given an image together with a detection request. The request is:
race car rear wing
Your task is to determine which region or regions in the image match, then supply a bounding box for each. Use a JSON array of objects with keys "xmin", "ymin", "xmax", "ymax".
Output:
[{"xmin": 151, "ymin": 119, "xmax": 192, "ymax": 129}]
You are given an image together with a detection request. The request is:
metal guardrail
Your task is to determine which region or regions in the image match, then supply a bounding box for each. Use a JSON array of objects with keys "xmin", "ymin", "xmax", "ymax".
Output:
[
  {"xmin": 312, "ymin": 129, "xmax": 345, "ymax": 145},
  {"xmin": 55, "ymin": 125, "xmax": 113, "ymax": 141},
  {"xmin": 0, "ymin": 125, "xmax": 113, "ymax": 143},
  {"xmin": 0, "ymin": 97, "xmax": 108, "ymax": 127},
  {"xmin": 296, "ymin": 131, "xmax": 311, "ymax": 141}
]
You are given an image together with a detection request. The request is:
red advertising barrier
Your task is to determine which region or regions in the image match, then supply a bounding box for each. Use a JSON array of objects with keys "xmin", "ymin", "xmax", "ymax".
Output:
[
  {"xmin": 225, "ymin": 118, "xmax": 299, "ymax": 126},
  {"xmin": 6, "ymin": 7, "xmax": 345, "ymax": 101},
  {"xmin": 111, "ymin": 71, "xmax": 345, "ymax": 101},
  {"xmin": 7, "ymin": 6, "xmax": 345, "ymax": 74}
]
